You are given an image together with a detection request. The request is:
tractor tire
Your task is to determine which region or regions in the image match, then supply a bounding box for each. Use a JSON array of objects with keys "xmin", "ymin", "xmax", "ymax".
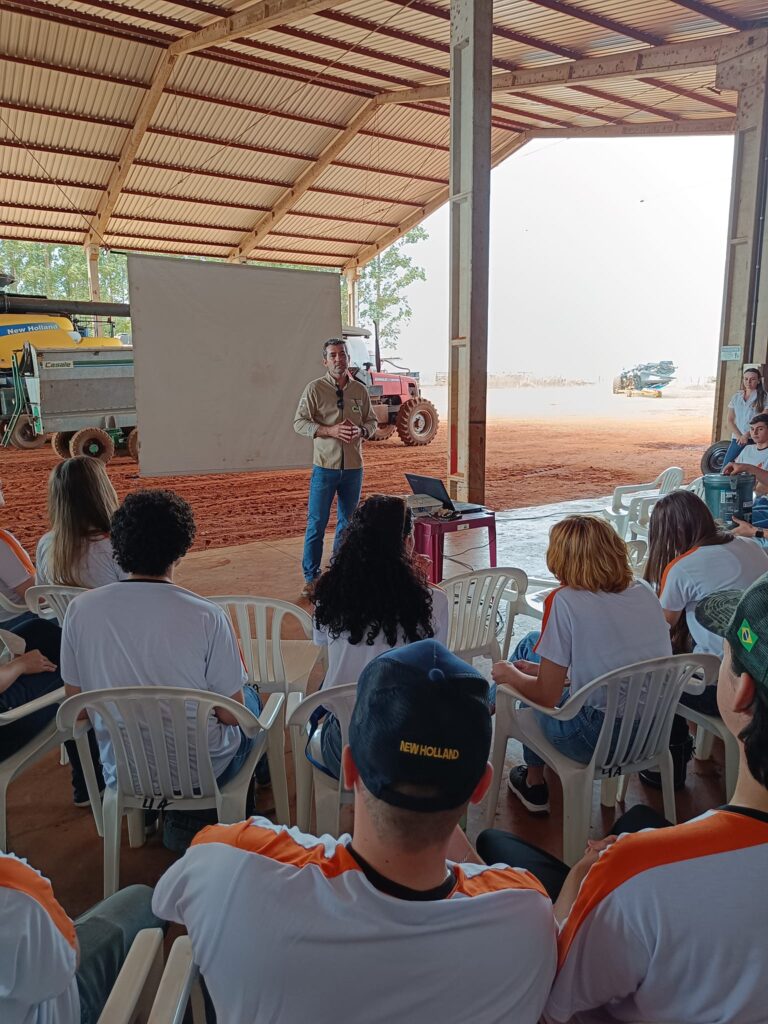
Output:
[
  {"xmin": 701, "ymin": 441, "xmax": 731, "ymax": 475},
  {"xmin": 369, "ymin": 424, "xmax": 396, "ymax": 441},
  {"xmin": 126, "ymin": 428, "xmax": 140, "ymax": 461},
  {"xmin": 69, "ymin": 427, "xmax": 115, "ymax": 463},
  {"xmin": 8, "ymin": 416, "xmax": 46, "ymax": 450},
  {"xmin": 51, "ymin": 432, "xmax": 75, "ymax": 460},
  {"xmin": 612, "ymin": 376, "xmax": 624, "ymax": 394},
  {"xmin": 396, "ymin": 397, "xmax": 439, "ymax": 447}
]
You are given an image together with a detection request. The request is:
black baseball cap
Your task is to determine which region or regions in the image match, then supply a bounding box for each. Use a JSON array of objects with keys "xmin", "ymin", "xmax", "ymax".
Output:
[
  {"xmin": 695, "ymin": 576, "xmax": 768, "ymax": 689},
  {"xmin": 348, "ymin": 639, "xmax": 492, "ymax": 813}
]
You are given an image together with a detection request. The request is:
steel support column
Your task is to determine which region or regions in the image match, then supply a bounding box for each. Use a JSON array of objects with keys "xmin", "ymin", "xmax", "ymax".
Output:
[
  {"xmin": 447, "ymin": 0, "xmax": 492, "ymax": 503},
  {"xmin": 713, "ymin": 46, "xmax": 768, "ymax": 440}
]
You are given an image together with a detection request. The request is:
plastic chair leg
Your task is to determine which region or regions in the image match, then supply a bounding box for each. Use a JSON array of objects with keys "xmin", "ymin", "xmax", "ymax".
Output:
[
  {"xmin": 658, "ymin": 752, "xmax": 677, "ymax": 825},
  {"xmin": 127, "ymin": 809, "xmax": 145, "ymax": 848},
  {"xmin": 560, "ymin": 774, "xmax": 594, "ymax": 867},
  {"xmin": 75, "ymin": 731, "xmax": 104, "ymax": 838},
  {"xmin": 600, "ymin": 777, "xmax": 619, "ymax": 807},
  {"xmin": 617, "ymin": 774, "xmax": 629, "ymax": 803},
  {"xmin": 313, "ymin": 769, "xmax": 341, "ymax": 837},
  {"xmin": 694, "ymin": 728, "xmax": 715, "ymax": 760},
  {"xmin": 483, "ymin": 721, "xmax": 505, "ymax": 829},
  {"xmin": 0, "ymin": 775, "xmax": 9, "ymax": 851},
  {"xmin": 293, "ymin": 735, "xmax": 313, "ymax": 834},
  {"xmin": 102, "ymin": 788, "xmax": 122, "ymax": 899},
  {"xmin": 266, "ymin": 718, "xmax": 290, "ymax": 826}
]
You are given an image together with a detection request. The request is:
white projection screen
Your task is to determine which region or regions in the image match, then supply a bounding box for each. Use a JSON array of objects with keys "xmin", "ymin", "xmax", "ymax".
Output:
[{"xmin": 128, "ymin": 255, "xmax": 342, "ymax": 476}]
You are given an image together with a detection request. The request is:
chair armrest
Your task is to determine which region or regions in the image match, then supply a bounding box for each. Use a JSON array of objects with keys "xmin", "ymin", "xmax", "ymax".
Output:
[
  {"xmin": 257, "ymin": 692, "xmax": 285, "ymax": 732},
  {"xmin": 626, "ymin": 494, "xmax": 659, "ymax": 526},
  {"xmin": 0, "ymin": 686, "xmax": 65, "ymax": 724},
  {"xmin": 96, "ymin": 928, "xmax": 164, "ymax": 1024},
  {"xmin": 285, "ymin": 691, "xmax": 303, "ymax": 720},
  {"xmin": 610, "ymin": 481, "xmax": 656, "ymax": 511},
  {"xmin": 148, "ymin": 936, "xmax": 203, "ymax": 1024},
  {"xmin": 496, "ymin": 682, "xmax": 585, "ymax": 721}
]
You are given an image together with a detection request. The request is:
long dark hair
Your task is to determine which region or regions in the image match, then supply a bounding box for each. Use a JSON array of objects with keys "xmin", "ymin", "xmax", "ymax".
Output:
[
  {"xmin": 743, "ymin": 367, "xmax": 767, "ymax": 414},
  {"xmin": 645, "ymin": 491, "xmax": 732, "ymax": 652},
  {"xmin": 313, "ymin": 494, "xmax": 434, "ymax": 646}
]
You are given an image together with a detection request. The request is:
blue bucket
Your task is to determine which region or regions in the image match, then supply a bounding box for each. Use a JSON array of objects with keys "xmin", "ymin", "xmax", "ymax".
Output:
[{"xmin": 702, "ymin": 473, "xmax": 755, "ymax": 527}]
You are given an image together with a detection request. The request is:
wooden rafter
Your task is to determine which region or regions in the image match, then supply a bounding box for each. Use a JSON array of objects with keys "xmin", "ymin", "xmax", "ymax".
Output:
[{"xmin": 229, "ymin": 99, "xmax": 379, "ymax": 262}]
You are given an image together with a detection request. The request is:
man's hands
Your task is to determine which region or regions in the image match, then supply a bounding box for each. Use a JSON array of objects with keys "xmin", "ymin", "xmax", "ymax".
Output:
[
  {"xmin": 739, "ymin": 431, "xmax": 751, "ymax": 445},
  {"xmin": 732, "ymin": 515, "xmax": 759, "ymax": 537},
  {"xmin": 317, "ymin": 420, "xmax": 362, "ymax": 443},
  {"xmin": 723, "ymin": 461, "xmax": 750, "ymax": 476}
]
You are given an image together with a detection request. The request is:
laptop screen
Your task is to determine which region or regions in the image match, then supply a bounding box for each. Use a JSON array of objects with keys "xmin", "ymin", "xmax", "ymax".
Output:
[{"xmin": 404, "ymin": 474, "xmax": 454, "ymax": 510}]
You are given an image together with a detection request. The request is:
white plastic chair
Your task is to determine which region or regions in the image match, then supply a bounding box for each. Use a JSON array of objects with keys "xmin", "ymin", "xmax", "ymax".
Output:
[
  {"xmin": 440, "ymin": 568, "xmax": 532, "ymax": 663},
  {"xmin": 96, "ymin": 927, "xmax": 165, "ymax": 1024},
  {"xmin": 147, "ymin": 936, "xmax": 205, "ymax": 1024},
  {"xmin": 286, "ymin": 683, "xmax": 358, "ymax": 837},
  {"xmin": 484, "ymin": 653, "xmax": 719, "ymax": 865},
  {"xmin": 682, "ymin": 703, "xmax": 739, "ymax": 801},
  {"xmin": 626, "ymin": 539, "xmax": 648, "ymax": 576},
  {"xmin": 603, "ymin": 467, "xmax": 684, "ymax": 538},
  {"xmin": 0, "ymin": 590, "xmax": 28, "ymax": 618},
  {"xmin": 57, "ymin": 686, "xmax": 284, "ymax": 896},
  {"xmin": 209, "ymin": 595, "xmax": 324, "ymax": 826},
  {"xmin": 25, "ymin": 584, "xmax": 86, "ymax": 623}
]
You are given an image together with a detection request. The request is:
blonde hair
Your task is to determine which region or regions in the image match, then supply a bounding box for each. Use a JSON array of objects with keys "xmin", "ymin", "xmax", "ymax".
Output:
[
  {"xmin": 546, "ymin": 515, "xmax": 633, "ymax": 593},
  {"xmin": 48, "ymin": 457, "xmax": 119, "ymax": 586}
]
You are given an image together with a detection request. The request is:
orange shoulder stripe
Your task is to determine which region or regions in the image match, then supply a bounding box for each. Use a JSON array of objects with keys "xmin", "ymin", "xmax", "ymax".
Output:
[
  {"xmin": 533, "ymin": 586, "xmax": 565, "ymax": 654},
  {"xmin": 558, "ymin": 810, "xmax": 768, "ymax": 966},
  {"xmin": 192, "ymin": 821, "xmax": 362, "ymax": 879},
  {"xmin": 0, "ymin": 529, "xmax": 34, "ymax": 575},
  {"xmin": 0, "ymin": 858, "xmax": 76, "ymax": 951},
  {"xmin": 659, "ymin": 546, "xmax": 701, "ymax": 597},
  {"xmin": 454, "ymin": 866, "xmax": 550, "ymax": 901}
]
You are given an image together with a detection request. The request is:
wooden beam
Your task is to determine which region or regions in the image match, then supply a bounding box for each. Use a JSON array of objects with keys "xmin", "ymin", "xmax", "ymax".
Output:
[
  {"xmin": 375, "ymin": 29, "xmax": 768, "ymax": 105},
  {"xmin": 84, "ymin": 50, "xmax": 179, "ymax": 246},
  {"xmin": 169, "ymin": 0, "xmax": 343, "ymax": 55},
  {"xmin": 342, "ymin": 133, "xmax": 529, "ymax": 271},
  {"xmin": 229, "ymin": 99, "xmax": 378, "ymax": 262},
  {"xmin": 529, "ymin": 117, "xmax": 737, "ymax": 138}
]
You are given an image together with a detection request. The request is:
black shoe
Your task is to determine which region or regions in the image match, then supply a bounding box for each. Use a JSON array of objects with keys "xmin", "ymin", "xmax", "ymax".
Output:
[
  {"xmin": 73, "ymin": 784, "xmax": 105, "ymax": 808},
  {"xmin": 640, "ymin": 735, "xmax": 694, "ymax": 792},
  {"xmin": 507, "ymin": 766, "xmax": 550, "ymax": 814}
]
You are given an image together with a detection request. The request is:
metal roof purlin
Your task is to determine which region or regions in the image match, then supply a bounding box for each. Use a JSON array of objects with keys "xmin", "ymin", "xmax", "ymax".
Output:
[
  {"xmin": 375, "ymin": 29, "xmax": 768, "ymax": 105},
  {"xmin": 229, "ymin": 99, "xmax": 379, "ymax": 262}
]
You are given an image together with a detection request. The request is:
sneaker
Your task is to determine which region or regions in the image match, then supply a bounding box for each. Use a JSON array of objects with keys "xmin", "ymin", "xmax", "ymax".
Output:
[
  {"xmin": 73, "ymin": 785, "xmax": 105, "ymax": 808},
  {"xmin": 640, "ymin": 735, "xmax": 694, "ymax": 792},
  {"xmin": 300, "ymin": 579, "xmax": 317, "ymax": 600},
  {"xmin": 507, "ymin": 765, "xmax": 550, "ymax": 814}
]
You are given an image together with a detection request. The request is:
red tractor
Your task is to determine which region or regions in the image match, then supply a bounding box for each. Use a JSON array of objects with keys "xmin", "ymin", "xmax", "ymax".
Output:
[{"xmin": 343, "ymin": 328, "xmax": 439, "ymax": 446}]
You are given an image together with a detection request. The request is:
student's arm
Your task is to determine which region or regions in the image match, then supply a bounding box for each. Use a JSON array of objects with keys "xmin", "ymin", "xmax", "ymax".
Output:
[
  {"xmin": 663, "ymin": 608, "xmax": 682, "ymax": 628},
  {"xmin": 215, "ymin": 688, "xmax": 243, "ymax": 726},
  {"xmin": 0, "ymin": 650, "xmax": 57, "ymax": 695},
  {"xmin": 492, "ymin": 657, "xmax": 568, "ymax": 707},
  {"xmin": 206, "ymin": 611, "xmax": 251, "ymax": 726}
]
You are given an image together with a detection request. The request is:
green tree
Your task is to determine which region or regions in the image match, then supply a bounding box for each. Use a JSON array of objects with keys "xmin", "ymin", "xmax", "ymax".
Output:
[{"xmin": 347, "ymin": 227, "xmax": 428, "ymax": 349}]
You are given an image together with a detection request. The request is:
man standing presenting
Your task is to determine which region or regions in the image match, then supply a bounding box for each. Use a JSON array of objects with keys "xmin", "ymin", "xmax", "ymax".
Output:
[{"xmin": 294, "ymin": 338, "xmax": 377, "ymax": 597}]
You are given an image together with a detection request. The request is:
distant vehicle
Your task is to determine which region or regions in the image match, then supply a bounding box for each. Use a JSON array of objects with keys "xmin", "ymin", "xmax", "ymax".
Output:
[{"xmin": 613, "ymin": 360, "xmax": 677, "ymax": 394}]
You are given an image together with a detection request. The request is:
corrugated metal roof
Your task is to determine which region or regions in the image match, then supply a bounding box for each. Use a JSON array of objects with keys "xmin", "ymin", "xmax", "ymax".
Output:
[{"xmin": 0, "ymin": 0, "xmax": 761, "ymax": 268}]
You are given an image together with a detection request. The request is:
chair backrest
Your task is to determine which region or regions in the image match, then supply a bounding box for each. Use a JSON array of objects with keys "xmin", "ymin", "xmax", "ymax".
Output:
[
  {"xmin": 0, "ymin": 590, "xmax": 26, "ymax": 615},
  {"xmin": 440, "ymin": 568, "xmax": 529, "ymax": 662},
  {"xmin": 687, "ymin": 476, "xmax": 705, "ymax": 498},
  {"xmin": 625, "ymin": 539, "xmax": 648, "ymax": 574},
  {"xmin": 287, "ymin": 683, "xmax": 358, "ymax": 742},
  {"xmin": 656, "ymin": 466, "xmax": 684, "ymax": 493},
  {"xmin": 209, "ymin": 595, "xmax": 315, "ymax": 693},
  {"xmin": 57, "ymin": 686, "xmax": 268, "ymax": 802},
  {"xmin": 25, "ymin": 584, "xmax": 86, "ymax": 622}
]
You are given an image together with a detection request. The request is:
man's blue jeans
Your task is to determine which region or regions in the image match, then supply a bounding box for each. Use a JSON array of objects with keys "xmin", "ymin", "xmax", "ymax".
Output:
[{"xmin": 302, "ymin": 465, "xmax": 363, "ymax": 582}]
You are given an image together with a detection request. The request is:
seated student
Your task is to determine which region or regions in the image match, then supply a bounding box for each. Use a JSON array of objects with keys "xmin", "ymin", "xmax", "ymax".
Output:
[
  {"xmin": 0, "ymin": 477, "xmax": 36, "ymax": 631},
  {"xmin": 311, "ymin": 494, "xmax": 449, "ymax": 777},
  {"xmin": 60, "ymin": 489, "xmax": 263, "ymax": 851},
  {"xmin": 0, "ymin": 852, "xmax": 162, "ymax": 1024},
  {"xmin": 644, "ymin": 489, "xmax": 768, "ymax": 716},
  {"xmin": 36, "ymin": 457, "xmax": 125, "ymax": 589},
  {"xmin": 480, "ymin": 577, "xmax": 768, "ymax": 1024},
  {"xmin": 492, "ymin": 515, "xmax": 671, "ymax": 814},
  {"xmin": 152, "ymin": 641, "xmax": 557, "ymax": 1024},
  {"xmin": 723, "ymin": 411, "xmax": 768, "ymax": 482}
]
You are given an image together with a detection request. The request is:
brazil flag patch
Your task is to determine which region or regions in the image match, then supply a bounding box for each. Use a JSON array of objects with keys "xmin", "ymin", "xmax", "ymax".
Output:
[{"xmin": 738, "ymin": 619, "xmax": 758, "ymax": 652}]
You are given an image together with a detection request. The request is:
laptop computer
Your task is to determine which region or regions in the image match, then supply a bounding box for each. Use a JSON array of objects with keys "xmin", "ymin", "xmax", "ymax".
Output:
[{"xmin": 405, "ymin": 474, "xmax": 483, "ymax": 514}]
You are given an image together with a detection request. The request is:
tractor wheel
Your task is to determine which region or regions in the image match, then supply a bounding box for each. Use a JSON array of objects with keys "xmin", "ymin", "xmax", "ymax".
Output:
[
  {"xmin": 396, "ymin": 397, "xmax": 439, "ymax": 447},
  {"xmin": 369, "ymin": 424, "xmax": 396, "ymax": 442},
  {"xmin": 612, "ymin": 376, "xmax": 624, "ymax": 394},
  {"xmin": 69, "ymin": 427, "xmax": 115, "ymax": 463},
  {"xmin": 51, "ymin": 432, "xmax": 75, "ymax": 460},
  {"xmin": 701, "ymin": 441, "xmax": 731, "ymax": 475},
  {"xmin": 8, "ymin": 416, "xmax": 46, "ymax": 450},
  {"xmin": 126, "ymin": 428, "xmax": 140, "ymax": 461}
]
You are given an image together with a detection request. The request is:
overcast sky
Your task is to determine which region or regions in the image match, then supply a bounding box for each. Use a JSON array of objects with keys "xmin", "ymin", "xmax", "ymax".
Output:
[{"xmin": 391, "ymin": 135, "xmax": 735, "ymax": 382}]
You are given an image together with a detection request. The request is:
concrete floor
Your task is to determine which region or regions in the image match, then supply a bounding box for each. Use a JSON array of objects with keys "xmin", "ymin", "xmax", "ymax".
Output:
[{"xmin": 6, "ymin": 497, "xmax": 727, "ymax": 917}]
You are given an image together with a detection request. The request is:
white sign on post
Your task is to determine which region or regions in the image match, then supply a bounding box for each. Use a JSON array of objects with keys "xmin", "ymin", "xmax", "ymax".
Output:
[{"xmin": 721, "ymin": 345, "xmax": 743, "ymax": 361}]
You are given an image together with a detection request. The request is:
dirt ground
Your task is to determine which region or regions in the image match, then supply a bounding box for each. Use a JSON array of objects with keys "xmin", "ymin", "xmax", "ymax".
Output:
[{"xmin": 1, "ymin": 386, "xmax": 712, "ymax": 553}]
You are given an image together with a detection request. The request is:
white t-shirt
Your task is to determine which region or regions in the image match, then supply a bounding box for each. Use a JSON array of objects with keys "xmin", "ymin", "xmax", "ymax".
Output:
[
  {"xmin": 547, "ymin": 807, "xmax": 768, "ymax": 1024},
  {"xmin": 35, "ymin": 532, "xmax": 125, "ymax": 589},
  {"xmin": 660, "ymin": 538, "xmax": 768, "ymax": 655},
  {"xmin": 153, "ymin": 817, "xmax": 557, "ymax": 1024},
  {"xmin": 314, "ymin": 587, "xmax": 450, "ymax": 688},
  {"xmin": 60, "ymin": 581, "xmax": 247, "ymax": 787},
  {"xmin": 534, "ymin": 582, "xmax": 672, "ymax": 707},
  {"xmin": 0, "ymin": 529, "xmax": 34, "ymax": 622},
  {"xmin": 735, "ymin": 444, "xmax": 768, "ymax": 470},
  {"xmin": 728, "ymin": 389, "xmax": 760, "ymax": 436},
  {"xmin": 0, "ymin": 853, "xmax": 79, "ymax": 1024}
]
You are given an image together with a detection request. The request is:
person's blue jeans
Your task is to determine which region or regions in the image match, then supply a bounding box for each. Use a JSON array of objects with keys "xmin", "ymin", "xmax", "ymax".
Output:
[
  {"xmin": 0, "ymin": 609, "xmax": 38, "ymax": 632},
  {"xmin": 216, "ymin": 684, "xmax": 263, "ymax": 787},
  {"xmin": 76, "ymin": 884, "xmax": 166, "ymax": 1024},
  {"xmin": 751, "ymin": 495, "xmax": 768, "ymax": 530},
  {"xmin": 302, "ymin": 465, "xmax": 363, "ymax": 582}
]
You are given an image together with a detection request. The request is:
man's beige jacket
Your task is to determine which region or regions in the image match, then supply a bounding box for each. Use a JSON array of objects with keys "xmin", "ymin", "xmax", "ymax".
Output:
[{"xmin": 294, "ymin": 372, "xmax": 378, "ymax": 469}]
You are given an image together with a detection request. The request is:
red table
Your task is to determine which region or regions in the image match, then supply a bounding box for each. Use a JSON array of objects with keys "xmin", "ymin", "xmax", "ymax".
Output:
[{"xmin": 413, "ymin": 509, "xmax": 497, "ymax": 584}]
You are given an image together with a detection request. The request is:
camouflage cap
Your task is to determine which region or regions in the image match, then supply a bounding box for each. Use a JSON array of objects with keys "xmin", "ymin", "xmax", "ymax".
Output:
[{"xmin": 696, "ymin": 577, "xmax": 768, "ymax": 688}]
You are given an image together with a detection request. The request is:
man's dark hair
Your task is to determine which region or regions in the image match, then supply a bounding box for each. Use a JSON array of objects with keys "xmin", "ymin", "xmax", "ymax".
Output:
[
  {"xmin": 731, "ymin": 647, "xmax": 768, "ymax": 787},
  {"xmin": 750, "ymin": 412, "xmax": 768, "ymax": 428},
  {"xmin": 111, "ymin": 489, "xmax": 196, "ymax": 576},
  {"xmin": 322, "ymin": 338, "xmax": 347, "ymax": 356}
]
